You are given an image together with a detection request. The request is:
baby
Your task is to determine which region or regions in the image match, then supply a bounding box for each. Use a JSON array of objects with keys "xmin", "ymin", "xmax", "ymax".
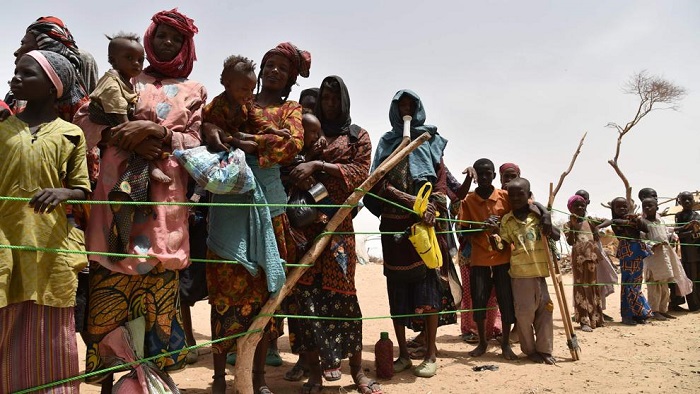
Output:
[{"xmin": 89, "ymin": 33, "xmax": 170, "ymax": 183}]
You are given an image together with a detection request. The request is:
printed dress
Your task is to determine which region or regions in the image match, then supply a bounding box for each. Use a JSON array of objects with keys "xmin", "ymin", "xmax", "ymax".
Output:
[{"xmin": 565, "ymin": 220, "xmax": 604, "ymax": 328}]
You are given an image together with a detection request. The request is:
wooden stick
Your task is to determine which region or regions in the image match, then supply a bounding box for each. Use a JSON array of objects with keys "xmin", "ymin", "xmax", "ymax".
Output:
[
  {"xmin": 549, "ymin": 132, "xmax": 587, "ymax": 208},
  {"xmin": 543, "ymin": 183, "xmax": 580, "ymax": 360},
  {"xmin": 232, "ymin": 133, "xmax": 432, "ymax": 394}
]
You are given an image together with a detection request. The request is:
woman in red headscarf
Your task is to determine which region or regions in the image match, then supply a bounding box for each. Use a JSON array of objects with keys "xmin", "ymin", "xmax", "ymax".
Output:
[
  {"xmin": 202, "ymin": 42, "xmax": 310, "ymax": 394},
  {"xmin": 73, "ymin": 9, "xmax": 206, "ymax": 390}
]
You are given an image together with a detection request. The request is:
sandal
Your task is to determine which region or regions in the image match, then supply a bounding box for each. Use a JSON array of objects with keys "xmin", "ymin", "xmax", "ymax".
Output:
[
  {"xmin": 323, "ymin": 367, "xmax": 341, "ymax": 381},
  {"xmin": 266, "ymin": 348, "xmax": 283, "ymax": 367},
  {"xmin": 258, "ymin": 385, "xmax": 274, "ymax": 394},
  {"xmin": 408, "ymin": 347, "xmax": 426, "ymax": 360},
  {"xmin": 393, "ymin": 357, "xmax": 412, "ymax": 373},
  {"xmin": 357, "ymin": 379, "xmax": 382, "ymax": 394},
  {"xmin": 284, "ymin": 362, "xmax": 309, "ymax": 382},
  {"xmin": 461, "ymin": 332, "xmax": 480, "ymax": 344},
  {"xmin": 300, "ymin": 382, "xmax": 323, "ymax": 394},
  {"xmin": 413, "ymin": 360, "xmax": 437, "ymax": 378}
]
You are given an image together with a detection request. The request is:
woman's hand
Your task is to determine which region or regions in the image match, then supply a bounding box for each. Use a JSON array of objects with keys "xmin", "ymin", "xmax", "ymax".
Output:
[
  {"xmin": 202, "ymin": 122, "xmax": 233, "ymax": 152},
  {"xmin": 133, "ymin": 138, "xmax": 163, "ymax": 160},
  {"xmin": 289, "ymin": 161, "xmax": 318, "ymax": 184},
  {"xmin": 110, "ymin": 120, "xmax": 162, "ymax": 151},
  {"xmin": 29, "ymin": 188, "xmax": 78, "ymax": 214},
  {"xmin": 422, "ymin": 201, "xmax": 437, "ymax": 226}
]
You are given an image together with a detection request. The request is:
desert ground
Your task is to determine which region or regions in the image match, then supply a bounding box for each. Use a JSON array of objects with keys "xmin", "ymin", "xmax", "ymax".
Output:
[{"xmin": 76, "ymin": 263, "xmax": 700, "ymax": 394}]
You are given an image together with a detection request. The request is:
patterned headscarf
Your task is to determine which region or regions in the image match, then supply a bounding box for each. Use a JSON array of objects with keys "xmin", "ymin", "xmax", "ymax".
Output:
[
  {"xmin": 499, "ymin": 162, "xmax": 521, "ymax": 176},
  {"xmin": 25, "ymin": 50, "xmax": 76, "ymax": 107},
  {"xmin": 26, "ymin": 16, "xmax": 82, "ymax": 71},
  {"xmin": 260, "ymin": 42, "xmax": 311, "ymax": 94},
  {"xmin": 144, "ymin": 8, "xmax": 198, "ymax": 78},
  {"xmin": 567, "ymin": 194, "xmax": 586, "ymax": 213}
]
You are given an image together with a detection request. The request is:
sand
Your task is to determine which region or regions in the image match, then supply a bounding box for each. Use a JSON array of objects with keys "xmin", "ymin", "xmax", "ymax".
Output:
[{"xmin": 77, "ymin": 264, "xmax": 700, "ymax": 394}]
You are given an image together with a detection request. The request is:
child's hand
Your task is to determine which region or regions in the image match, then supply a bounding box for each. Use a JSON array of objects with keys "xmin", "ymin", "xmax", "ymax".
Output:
[
  {"xmin": 484, "ymin": 215, "xmax": 500, "ymax": 233},
  {"xmin": 202, "ymin": 123, "xmax": 232, "ymax": 152},
  {"xmin": 30, "ymin": 188, "xmax": 73, "ymax": 214},
  {"xmin": 265, "ymin": 127, "xmax": 291, "ymax": 138},
  {"xmin": 315, "ymin": 135, "xmax": 328, "ymax": 150}
]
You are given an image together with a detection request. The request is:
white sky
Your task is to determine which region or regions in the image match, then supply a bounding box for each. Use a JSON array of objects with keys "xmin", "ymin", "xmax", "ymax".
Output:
[{"xmin": 2, "ymin": 1, "xmax": 698, "ymax": 231}]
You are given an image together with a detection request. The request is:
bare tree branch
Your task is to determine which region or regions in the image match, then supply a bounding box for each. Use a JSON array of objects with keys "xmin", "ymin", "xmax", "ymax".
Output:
[
  {"xmin": 549, "ymin": 132, "xmax": 587, "ymax": 208},
  {"xmin": 607, "ymin": 71, "xmax": 686, "ymax": 208}
]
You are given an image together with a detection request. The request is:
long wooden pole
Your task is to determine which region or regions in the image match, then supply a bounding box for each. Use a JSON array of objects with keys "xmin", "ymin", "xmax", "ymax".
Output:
[{"xmin": 232, "ymin": 133, "xmax": 432, "ymax": 394}]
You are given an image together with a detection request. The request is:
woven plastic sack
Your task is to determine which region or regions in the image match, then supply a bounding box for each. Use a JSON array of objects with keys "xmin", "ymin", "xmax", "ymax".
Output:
[{"xmin": 173, "ymin": 146, "xmax": 255, "ymax": 195}]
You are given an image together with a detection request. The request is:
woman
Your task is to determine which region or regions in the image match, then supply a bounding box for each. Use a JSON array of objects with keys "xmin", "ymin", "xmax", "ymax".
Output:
[
  {"xmin": 0, "ymin": 50, "xmax": 89, "ymax": 394},
  {"xmin": 74, "ymin": 9, "xmax": 206, "ymax": 390},
  {"xmin": 365, "ymin": 90, "xmax": 449, "ymax": 378},
  {"xmin": 286, "ymin": 76, "xmax": 380, "ymax": 394},
  {"xmin": 202, "ymin": 42, "xmax": 310, "ymax": 394}
]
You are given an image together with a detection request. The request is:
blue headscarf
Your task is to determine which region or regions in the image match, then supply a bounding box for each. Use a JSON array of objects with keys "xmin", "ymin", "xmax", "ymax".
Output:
[{"xmin": 371, "ymin": 89, "xmax": 447, "ymax": 183}]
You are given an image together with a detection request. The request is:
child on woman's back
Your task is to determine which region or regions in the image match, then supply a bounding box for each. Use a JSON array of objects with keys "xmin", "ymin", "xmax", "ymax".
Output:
[
  {"xmin": 496, "ymin": 178, "xmax": 559, "ymax": 364},
  {"xmin": 88, "ymin": 33, "xmax": 170, "ymax": 184}
]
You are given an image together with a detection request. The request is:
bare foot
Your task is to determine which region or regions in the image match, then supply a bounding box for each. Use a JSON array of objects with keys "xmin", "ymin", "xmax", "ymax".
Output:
[
  {"xmin": 540, "ymin": 352, "xmax": 556, "ymax": 365},
  {"xmin": 527, "ymin": 353, "xmax": 544, "ymax": 364},
  {"xmin": 501, "ymin": 345, "xmax": 518, "ymax": 360},
  {"xmin": 581, "ymin": 324, "xmax": 593, "ymax": 332},
  {"xmin": 469, "ymin": 342, "xmax": 488, "ymax": 357},
  {"xmin": 150, "ymin": 167, "xmax": 172, "ymax": 183}
]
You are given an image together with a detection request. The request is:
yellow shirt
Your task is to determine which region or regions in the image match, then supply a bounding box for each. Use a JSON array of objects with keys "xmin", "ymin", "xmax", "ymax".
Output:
[
  {"xmin": 500, "ymin": 212, "xmax": 550, "ymax": 278},
  {"xmin": 89, "ymin": 69, "xmax": 138, "ymax": 114},
  {"xmin": 0, "ymin": 116, "xmax": 91, "ymax": 308}
]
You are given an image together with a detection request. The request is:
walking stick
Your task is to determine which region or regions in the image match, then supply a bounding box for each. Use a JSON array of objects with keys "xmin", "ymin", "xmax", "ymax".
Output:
[{"xmin": 232, "ymin": 132, "xmax": 432, "ymax": 394}]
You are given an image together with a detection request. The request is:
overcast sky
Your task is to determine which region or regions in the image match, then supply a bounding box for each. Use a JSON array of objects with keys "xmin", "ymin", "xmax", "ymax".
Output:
[{"xmin": 2, "ymin": 1, "xmax": 698, "ymax": 230}]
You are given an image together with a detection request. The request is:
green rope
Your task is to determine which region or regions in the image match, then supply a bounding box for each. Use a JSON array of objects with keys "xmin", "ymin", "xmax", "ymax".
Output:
[{"xmin": 0, "ymin": 244, "xmax": 313, "ymax": 267}]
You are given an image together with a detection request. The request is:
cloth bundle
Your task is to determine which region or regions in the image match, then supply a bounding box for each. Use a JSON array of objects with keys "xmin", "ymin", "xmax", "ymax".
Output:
[{"xmin": 173, "ymin": 146, "xmax": 255, "ymax": 195}]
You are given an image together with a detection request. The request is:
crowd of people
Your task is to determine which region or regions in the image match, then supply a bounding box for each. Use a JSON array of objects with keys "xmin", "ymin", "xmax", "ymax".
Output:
[{"xmin": 0, "ymin": 8, "xmax": 698, "ymax": 394}]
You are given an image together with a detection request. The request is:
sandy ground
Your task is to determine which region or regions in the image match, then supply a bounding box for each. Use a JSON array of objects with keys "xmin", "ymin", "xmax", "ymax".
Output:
[{"xmin": 77, "ymin": 264, "xmax": 700, "ymax": 394}]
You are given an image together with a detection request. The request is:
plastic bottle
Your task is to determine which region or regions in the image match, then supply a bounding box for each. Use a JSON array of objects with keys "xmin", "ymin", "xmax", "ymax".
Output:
[{"xmin": 374, "ymin": 331, "xmax": 394, "ymax": 379}]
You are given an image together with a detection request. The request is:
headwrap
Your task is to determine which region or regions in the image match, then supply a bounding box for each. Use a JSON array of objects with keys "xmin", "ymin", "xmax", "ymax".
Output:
[
  {"xmin": 26, "ymin": 16, "xmax": 81, "ymax": 72},
  {"xmin": 299, "ymin": 87, "xmax": 319, "ymax": 102},
  {"xmin": 567, "ymin": 194, "xmax": 586, "ymax": 212},
  {"xmin": 499, "ymin": 162, "xmax": 521, "ymax": 176},
  {"xmin": 260, "ymin": 42, "xmax": 311, "ymax": 91},
  {"xmin": 25, "ymin": 16, "xmax": 87, "ymax": 108},
  {"xmin": 25, "ymin": 50, "xmax": 76, "ymax": 106},
  {"xmin": 144, "ymin": 8, "xmax": 198, "ymax": 78},
  {"xmin": 314, "ymin": 76, "xmax": 352, "ymax": 137},
  {"xmin": 370, "ymin": 89, "xmax": 447, "ymax": 183}
]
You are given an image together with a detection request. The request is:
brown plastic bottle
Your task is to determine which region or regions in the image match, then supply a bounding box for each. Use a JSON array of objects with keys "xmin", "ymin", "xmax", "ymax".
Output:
[{"xmin": 374, "ymin": 331, "xmax": 394, "ymax": 379}]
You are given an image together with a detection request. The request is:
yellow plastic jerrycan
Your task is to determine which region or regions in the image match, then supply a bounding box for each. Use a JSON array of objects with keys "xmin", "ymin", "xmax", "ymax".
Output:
[{"xmin": 408, "ymin": 182, "xmax": 443, "ymax": 269}]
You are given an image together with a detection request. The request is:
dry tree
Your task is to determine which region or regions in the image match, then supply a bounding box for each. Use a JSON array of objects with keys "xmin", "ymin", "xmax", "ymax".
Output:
[{"xmin": 606, "ymin": 70, "xmax": 686, "ymax": 209}]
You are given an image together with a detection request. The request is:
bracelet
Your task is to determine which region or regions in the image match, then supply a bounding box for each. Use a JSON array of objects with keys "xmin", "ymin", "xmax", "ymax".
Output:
[{"xmin": 321, "ymin": 161, "xmax": 326, "ymax": 173}]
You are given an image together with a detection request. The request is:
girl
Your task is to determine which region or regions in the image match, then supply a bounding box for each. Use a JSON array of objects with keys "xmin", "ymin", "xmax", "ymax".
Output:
[
  {"xmin": 598, "ymin": 197, "xmax": 651, "ymax": 325},
  {"xmin": 0, "ymin": 50, "xmax": 90, "ymax": 393},
  {"xmin": 564, "ymin": 195, "xmax": 604, "ymax": 332}
]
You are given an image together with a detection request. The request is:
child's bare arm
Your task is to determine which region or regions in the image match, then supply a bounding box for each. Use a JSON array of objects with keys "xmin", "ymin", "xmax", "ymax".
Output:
[{"xmin": 29, "ymin": 188, "xmax": 86, "ymax": 214}]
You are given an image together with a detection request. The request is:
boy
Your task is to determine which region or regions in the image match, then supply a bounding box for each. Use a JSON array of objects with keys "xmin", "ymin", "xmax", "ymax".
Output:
[
  {"xmin": 497, "ymin": 178, "xmax": 559, "ymax": 364},
  {"xmin": 674, "ymin": 191, "xmax": 700, "ymax": 311},
  {"xmin": 458, "ymin": 158, "xmax": 516, "ymax": 359}
]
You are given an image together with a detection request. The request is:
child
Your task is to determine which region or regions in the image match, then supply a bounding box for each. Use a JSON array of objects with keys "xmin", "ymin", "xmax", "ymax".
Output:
[
  {"xmin": 564, "ymin": 195, "xmax": 604, "ymax": 331},
  {"xmin": 674, "ymin": 191, "xmax": 700, "ymax": 311},
  {"xmin": 598, "ymin": 197, "xmax": 652, "ymax": 325},
  {"xmin": 0, "ymin": 50, "xmax": 90, "ymax": 393},
  {"xmin": 574, "ymin": 189, "xmax": 617, "ymax": 322},
  {"xmin": 641, "ymin": 197, "xmax": 692, "ymax": 320},
  {"xmin": 458, "ymin": 158, "xmax": 516, "ymax": 360},
  {"xmin": 88, "ymin": 33, "xmax": 171, "ymax": 184},
  {"xmin": 497, "ymin": 178, "xmax": 559, "ymax": 364}
]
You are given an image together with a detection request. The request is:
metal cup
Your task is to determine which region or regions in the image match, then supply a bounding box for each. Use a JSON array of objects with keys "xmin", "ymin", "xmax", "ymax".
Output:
[{"xmin": 308, "ymin": 182, "xmax": 329, "ymax": 202}]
